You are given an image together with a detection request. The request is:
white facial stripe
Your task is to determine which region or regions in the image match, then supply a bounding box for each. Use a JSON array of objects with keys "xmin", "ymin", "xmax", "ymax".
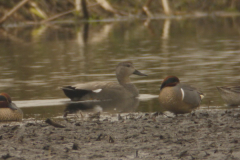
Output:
[
  {"xmin": 93, "ymin": 89, "xmax": 102, "ymax": 93},
  {"xmin": 180, "ymin": 88, "xmax": 185, "ymax": 101}
]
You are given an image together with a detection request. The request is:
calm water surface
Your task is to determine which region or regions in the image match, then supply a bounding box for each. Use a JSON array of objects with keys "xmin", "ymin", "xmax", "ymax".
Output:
[{"xmin": 1, "ymin": 17, "xmax": 240, "ymax": 119}]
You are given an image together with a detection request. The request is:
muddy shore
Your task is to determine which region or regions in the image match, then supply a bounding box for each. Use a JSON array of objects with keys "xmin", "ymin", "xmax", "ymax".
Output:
[{"xmin": 1, "ymin": 109, "xmax": 240, "ymax": 160}]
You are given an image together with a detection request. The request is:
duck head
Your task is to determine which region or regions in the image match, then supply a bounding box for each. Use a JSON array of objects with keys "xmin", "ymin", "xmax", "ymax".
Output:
[
  {"xmin": 160, "ymin": 76, "xmax": 180, "ymax": 90},
  {"xmin": 0, "ymin": 93, "xmax": 18, "ymax": 110},
  {"xmin": 116, "ymin": 61, "xmax": 147, "ymax": 84}
]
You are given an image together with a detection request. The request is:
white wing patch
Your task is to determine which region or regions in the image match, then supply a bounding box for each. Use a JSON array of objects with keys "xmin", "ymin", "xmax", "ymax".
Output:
[
  {"xmin": 180, "ymin": 88, "xmax": 185, "ymax": 101},
  {"xmin": 93, "ymin": 89, "xmax": 102, "ymax": 93}
]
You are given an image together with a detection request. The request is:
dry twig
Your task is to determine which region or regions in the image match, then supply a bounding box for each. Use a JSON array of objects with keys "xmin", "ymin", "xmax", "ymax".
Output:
[{"xmin": 45, "ymin": 118, "xmax": 65, "ymax": 128}]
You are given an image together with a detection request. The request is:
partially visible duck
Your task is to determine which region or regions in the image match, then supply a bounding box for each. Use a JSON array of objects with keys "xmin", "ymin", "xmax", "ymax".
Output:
[
  {"xmin": 217, "ymin": 86, "xmax": 240, "ymax": 106},
  {"xmin": 158, "ymin": 76, "xmax": 204, "ymax": 114},
  {"xmin": 0, "ymin": 93, "xmax": 23, "ymax": 122},
  {"xmin": 61, "ymin": 61, "xmax": 147, "ymax": 101}
]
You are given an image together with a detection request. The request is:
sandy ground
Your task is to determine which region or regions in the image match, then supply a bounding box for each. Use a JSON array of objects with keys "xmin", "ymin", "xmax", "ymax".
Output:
[{"xmin": 1, "ymin": 109, "xmax": 240, "ymax": 160}]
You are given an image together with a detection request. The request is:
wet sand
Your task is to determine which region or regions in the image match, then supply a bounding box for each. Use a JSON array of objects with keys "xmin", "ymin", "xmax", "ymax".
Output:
[{"xmin": 1, "ymin": 109, "xmax": 240, "ymax": 160}]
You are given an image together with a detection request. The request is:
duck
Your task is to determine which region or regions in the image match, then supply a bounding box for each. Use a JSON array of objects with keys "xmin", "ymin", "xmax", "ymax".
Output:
[
  {"xmin": 61, "ymin": 61, "xmax": 147, "ymax": 101},
  {"xmin": 217, "ymin": 86, "xmax": 240, "ymax": 106},
  {"xmin": 158, "ymin": 76, "xmax": 204, "ymax": 114},
  {"xmin": 0, "ymin": 93, "xmax": 23, "ymax": 122}
]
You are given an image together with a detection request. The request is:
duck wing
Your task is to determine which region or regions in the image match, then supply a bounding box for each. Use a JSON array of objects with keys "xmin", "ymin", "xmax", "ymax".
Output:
[
  {"xmin": 61, "ymin": 81, "xmax": 127, "ymax": 101},
  {"xmin": 178, "ymin": 83, "xmax": 203, "ymax": 107}
]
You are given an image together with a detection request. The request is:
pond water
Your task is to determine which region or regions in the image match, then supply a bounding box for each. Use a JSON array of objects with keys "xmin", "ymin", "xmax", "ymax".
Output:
[{"xmin": 1, "ymin": 16, "xmax": 240, "ymax": 119}]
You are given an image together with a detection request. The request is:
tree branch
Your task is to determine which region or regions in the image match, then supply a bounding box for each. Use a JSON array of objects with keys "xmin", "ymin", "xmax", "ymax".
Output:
[{"xmin": 0, "ymin": 0, "xmax": 30, "ymax": 25}]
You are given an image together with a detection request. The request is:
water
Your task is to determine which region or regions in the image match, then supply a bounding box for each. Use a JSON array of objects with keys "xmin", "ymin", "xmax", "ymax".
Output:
[{"xmin": 1, "ymin": 17, "xmax": 240, "ymax": 119}]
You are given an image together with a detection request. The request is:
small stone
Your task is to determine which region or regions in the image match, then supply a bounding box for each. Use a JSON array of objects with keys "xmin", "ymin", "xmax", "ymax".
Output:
[
  {"xmin": 1, "ymin": 153, "xmax": 11, "ymax": 159},
  {"xmin": 72, "ymin": 143, "xmax": 79, "ymax": 150},
  {"xmin": 43, "ymin": 145, "xmax": 50, "ymax": 150},
  {"xmin": 75, "ymin": 122, "xmax": 81, "ymax": 126}
]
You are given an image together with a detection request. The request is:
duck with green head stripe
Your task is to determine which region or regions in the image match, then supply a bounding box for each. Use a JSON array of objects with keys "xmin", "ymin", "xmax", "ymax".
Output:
[
  {"xmin": 159, "ymin": 76, "xmax": 204, "ymax": 114},
  {"xmin": 0, "ymin": 93, "xmax": 23, "ymax": 122}
]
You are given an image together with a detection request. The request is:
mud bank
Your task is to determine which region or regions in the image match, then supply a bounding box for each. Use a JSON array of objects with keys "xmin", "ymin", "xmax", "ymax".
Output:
[{"xmin": 1, "ymin": 109, "xmax": 240, "ymax": 160}]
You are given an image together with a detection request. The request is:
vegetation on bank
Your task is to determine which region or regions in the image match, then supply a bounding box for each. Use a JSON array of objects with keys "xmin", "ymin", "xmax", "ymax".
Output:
[{"xmin": 0, "ymin": 0, "xmax": 240, "ymax": 25}]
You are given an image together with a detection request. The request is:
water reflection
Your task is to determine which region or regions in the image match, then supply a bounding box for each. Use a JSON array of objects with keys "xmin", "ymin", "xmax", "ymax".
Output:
[
  {"xmin": 1, "ymin": 16, "xmax": 240, "ymax": 119},
  {"xmin": 159, "ymin": 103, "xmax": 197, "ymax": 115},
  {"xmin": 65, "ymin": 98, "xmax": 139, "ymax": 115}
]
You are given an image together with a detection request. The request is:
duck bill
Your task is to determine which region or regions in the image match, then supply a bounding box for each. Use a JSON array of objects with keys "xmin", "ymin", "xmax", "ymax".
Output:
[
  {"xmin": 8, "ymin": 103, "xmax": 18, "ymax": 110},
  {"xmin": 133, "ymin": 70, "xmax": 147, "ymax": 76}
]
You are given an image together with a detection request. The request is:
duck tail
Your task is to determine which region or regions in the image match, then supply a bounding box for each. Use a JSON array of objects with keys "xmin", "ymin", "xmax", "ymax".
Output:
[
  {"xmin": 200, "ymin": 94, "xmax": 204, "ymax": 100},
  {"xmin": 61, "ymin": 86, "xmax": 90, "ymax": 101}
]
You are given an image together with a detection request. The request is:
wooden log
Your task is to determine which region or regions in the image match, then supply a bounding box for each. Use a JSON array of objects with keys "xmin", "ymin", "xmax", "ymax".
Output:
[
  {"xmin": 161, "ymin": 0, "xmax": 171, "ymax": 15},
  {"xmin": 41, "ymin": 10, "xmax": 75, "ymax": 23},
  {"xmin": 96, "ymin": 0, "xmax": 118, "ymax": 14},
  {"xmin": 29, "ymin": 1, "xmax": 47, "ymax": 19},
  {"xmin": 81, "ymin": 0, "xmax": 89, "ymax": 19},
  {"xmin": 75, "ymin": 0, "xmax": 81, "ymax": 11},
  {"xmin": 142, "ymin": 0, "xmax": 153, "ymax": 17}
]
